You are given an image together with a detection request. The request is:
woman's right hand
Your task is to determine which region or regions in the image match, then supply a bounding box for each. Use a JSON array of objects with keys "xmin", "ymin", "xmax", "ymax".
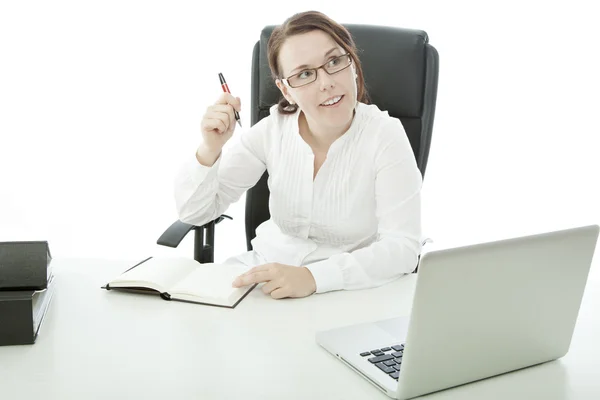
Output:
[{"xmin": 199, "ymin": 92, "xmax": 242, "ymax": 153}]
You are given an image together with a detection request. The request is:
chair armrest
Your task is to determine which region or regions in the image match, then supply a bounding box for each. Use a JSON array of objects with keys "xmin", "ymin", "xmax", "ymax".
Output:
[
  {"xmin": 157, "ymin": 215, "xmax": 232, "ymax": 263},
  {"xmin": 157, "ymin": 215, "xmax": 232, "ymax": 248},
  {"xmin": 414, "ymin": 237, "xmax": 434, "ymax": 273}
]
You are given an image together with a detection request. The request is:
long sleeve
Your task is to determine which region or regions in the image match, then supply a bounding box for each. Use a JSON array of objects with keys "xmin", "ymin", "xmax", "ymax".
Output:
[
  {"xmin": 305, "ymin": 118, "xmax": 423, "ymax": 293},
  {"xmin": 174, "ymin": 117, "xmax": 270, "ymax": 227}
]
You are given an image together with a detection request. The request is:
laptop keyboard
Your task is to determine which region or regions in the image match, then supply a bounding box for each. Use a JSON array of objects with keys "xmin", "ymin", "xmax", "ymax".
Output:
[{"xmin": 359, "ymin": 344, "xmax": 405, "ymax": 380}]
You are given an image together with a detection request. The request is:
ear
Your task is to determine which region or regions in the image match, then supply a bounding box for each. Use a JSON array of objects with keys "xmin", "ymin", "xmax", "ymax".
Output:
[{"xmin": 275, "ymin": 79, "xmax": 295, "ymax": 105}]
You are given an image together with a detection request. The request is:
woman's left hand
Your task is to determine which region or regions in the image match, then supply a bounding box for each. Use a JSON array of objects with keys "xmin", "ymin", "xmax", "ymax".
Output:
[{"xmin": 232, "ymin": 263, "xmax": 316, "ymax": 299}]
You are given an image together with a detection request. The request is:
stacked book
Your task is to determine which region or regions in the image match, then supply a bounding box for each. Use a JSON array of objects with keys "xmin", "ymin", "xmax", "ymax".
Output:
[{"xmin": 0, "ymin": 241, "xmax": 55, "ymax": 346}]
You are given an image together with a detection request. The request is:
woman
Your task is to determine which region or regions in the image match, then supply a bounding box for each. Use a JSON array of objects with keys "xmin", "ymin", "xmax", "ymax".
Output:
[{"xmin": 174, "ymin": 11, "xmax": 423, "ymax": 299}]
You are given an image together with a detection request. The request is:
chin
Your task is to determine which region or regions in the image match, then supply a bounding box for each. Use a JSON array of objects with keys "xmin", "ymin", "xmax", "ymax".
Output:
[
  {"xmin": 322, "ymin": 103, "xmax": 354, "ymax": 124},
  {"xmin": 305, "ymin": 95, "xmax": 356, "ymax": 126}
]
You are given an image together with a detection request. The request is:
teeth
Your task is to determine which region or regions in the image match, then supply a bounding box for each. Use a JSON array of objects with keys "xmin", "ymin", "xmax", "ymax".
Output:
[{"xmin": 321, "ymin": 96, "xmax": 342, "ymax": 106}]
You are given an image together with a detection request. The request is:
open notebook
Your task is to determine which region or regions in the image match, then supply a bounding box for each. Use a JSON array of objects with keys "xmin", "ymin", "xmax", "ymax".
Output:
[{"xmin": 103, "ymin": 257, "xmax": 256, "ymax": 308}]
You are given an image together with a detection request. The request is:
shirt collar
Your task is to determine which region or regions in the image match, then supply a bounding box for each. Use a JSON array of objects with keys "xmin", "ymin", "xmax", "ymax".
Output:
[{"xmin": 291, "ymin": 102, "xmax": 363, "ymax": 155}]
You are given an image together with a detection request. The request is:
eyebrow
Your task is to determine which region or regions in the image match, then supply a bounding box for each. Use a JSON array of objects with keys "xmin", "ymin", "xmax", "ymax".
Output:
[{"xmin": 289, "ymin": 47, "xmax": 341, "ymax": 74}]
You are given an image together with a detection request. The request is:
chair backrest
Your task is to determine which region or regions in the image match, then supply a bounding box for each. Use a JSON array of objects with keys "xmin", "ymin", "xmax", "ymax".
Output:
[{"xmin": 245, "ymin": 24, "xmax": 439, "ymax": 251}]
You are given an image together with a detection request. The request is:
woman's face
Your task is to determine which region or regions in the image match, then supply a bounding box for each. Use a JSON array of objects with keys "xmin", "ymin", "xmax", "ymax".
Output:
[{"xmin": 276, "ymin": 30, "xmax": 357, "ymax": 133}]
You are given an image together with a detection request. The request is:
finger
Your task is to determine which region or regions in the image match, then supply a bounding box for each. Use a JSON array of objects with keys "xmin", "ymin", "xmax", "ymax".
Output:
[
  {"xmin": 242, "ymin": 263, "xmax": 277, "ymax": 276},
  {"xmin": 203, "ymin": 119, "xmax": 227, "ymax": 135},
  {"xmin": 227, "ymin": 104, "xmax": 235, "ymax": 130},
  {"xmin": 232, "ymin": 270, "xmax": 274, "ymax": 287},
  {"xmin": 208, "ymin": 106, "xmax": 234, "ymax": 131},
  {"xmin": 202, "ymin": 118, "xmax": 227, "ymax": 134},
  {"xmin": 261, "ymin": 279, "xmax": 281, "ymax": 295},
  {"xmin": 270, "ymin": 287, "xmax": 288, "ymax": 300},
  {"xmin": 214, "ymin": 93, "xmax": 241, "ymax": 114},
  {"xmin": 206, "ymin": 108, "xmax": 232, "ymax": 125},
  {"xmin": 205, "ymin": 111, "xmax": 230, "ymax": 133},
  {"xmin": 209, "ymin": 104, "xmax": 236, "ymax": 116},
  {"xmin": 215, "ymin": 92, "xmax": 237, "ymax": 107}
]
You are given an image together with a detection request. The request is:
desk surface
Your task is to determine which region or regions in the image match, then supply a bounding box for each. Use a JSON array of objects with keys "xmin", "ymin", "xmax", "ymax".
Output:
[{"xmin": 0, "ymin": 258, "xmax": 599, "ymax": 400}]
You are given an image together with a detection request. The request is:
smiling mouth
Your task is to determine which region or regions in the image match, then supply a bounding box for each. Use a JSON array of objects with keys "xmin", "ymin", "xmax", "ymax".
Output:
[{"xmin": 320, "ymin": 95, "xmax": 344, "ymax": 107}]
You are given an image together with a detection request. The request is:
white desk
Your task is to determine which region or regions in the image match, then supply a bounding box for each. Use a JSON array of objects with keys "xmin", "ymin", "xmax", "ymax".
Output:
[{"xmin": 1, "ymin": 258, "xmax": 599, "ymax": 400}]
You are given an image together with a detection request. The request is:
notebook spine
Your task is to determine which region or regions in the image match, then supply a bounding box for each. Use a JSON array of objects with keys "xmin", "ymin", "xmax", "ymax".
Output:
[{"xmin": 160, "ymin": 292, "xmax": 171, "ymax": 300}]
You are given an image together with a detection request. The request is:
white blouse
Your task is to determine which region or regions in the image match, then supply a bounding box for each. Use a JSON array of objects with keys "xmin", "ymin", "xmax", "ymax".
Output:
[{"xmin": 174, "ymin": 102, "xmax": 423, "ymax": 293}]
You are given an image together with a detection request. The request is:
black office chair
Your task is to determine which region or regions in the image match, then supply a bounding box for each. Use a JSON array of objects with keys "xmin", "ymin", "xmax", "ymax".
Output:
[{"xmin": 157, "ymin": 24, "xmax": 439, "ymax": 269}]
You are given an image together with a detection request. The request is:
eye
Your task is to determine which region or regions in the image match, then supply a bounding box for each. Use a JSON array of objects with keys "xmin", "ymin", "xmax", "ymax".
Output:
[
  {"xmin": 297, "ymin": 70, "xmax": 314, "ymax": 80},
  {"xmin": 328, "ymin": 57, "xmax": 341, "ymax": 67}
]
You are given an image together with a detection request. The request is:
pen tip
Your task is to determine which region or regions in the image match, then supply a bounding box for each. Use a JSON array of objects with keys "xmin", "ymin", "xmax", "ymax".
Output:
[{"xmin": 237, "ymin": 120, "xmax": 242, "ymax": 128}]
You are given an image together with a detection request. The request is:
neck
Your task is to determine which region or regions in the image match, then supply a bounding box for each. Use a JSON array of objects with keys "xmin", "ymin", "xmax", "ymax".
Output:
[{"xmin": 299, "ymin": 111, "xmax": 354, "ymax": 150}]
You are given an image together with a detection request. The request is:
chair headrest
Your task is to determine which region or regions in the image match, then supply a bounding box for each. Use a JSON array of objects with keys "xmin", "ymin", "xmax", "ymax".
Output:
[{"xmin": 257, "ymin": 24, "xmax": 430, "ymax": 119}]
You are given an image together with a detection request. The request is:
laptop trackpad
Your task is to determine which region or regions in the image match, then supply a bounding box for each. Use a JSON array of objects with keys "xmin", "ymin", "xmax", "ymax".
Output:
[{"xmin": 375, "ymin": 317, "xmax": 410, "ymax": 339}]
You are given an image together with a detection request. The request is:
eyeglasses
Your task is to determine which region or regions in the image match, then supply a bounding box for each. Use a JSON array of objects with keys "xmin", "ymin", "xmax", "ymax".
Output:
[{"xmin": 281, "ymin": 54, "xmax": 353, "ymax": 88}]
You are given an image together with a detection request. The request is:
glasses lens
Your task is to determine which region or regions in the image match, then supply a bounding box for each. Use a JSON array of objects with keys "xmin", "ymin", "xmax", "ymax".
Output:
[
  {"xmin": 288, "ymin": 70, "xmax": 316, "ymax": 88},
  {"xmin": 286, "ymin": 55, "xmax": 352, "ymax": 88},
  {"xmin": 326, "ymin": 55, "xmax": 351, "ymax": 73}
]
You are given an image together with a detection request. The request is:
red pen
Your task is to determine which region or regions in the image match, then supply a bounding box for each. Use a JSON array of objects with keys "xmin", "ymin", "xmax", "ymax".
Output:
[{"xmin": 218, "ymin": 72, "xmax": 242, "ymax": 128}]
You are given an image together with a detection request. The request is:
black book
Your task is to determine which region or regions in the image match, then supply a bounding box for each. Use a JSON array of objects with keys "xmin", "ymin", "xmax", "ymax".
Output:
[
  {"xmin": 103, "ymin": 257, "xmax": 256, "ymax": 309},
  {"xmin": 0, "ymin": 275, "xmax": 55, "ymax": 346},
  {"xmin": 0, "ymin": 241, "xmax": 52, "ymax": 290}
]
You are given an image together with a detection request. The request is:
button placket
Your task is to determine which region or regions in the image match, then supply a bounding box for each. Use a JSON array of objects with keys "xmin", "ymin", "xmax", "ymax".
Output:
[{"xmin": 305, "ymin": 152, "xmax": 314, "ymax": 238}]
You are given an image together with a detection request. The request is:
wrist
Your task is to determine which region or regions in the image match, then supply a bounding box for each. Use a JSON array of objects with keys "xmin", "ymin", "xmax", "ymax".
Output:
[
  {"xmin": 303, "ymin": 266, "xmax": 317, "ymax": 294},
  {"xmin": 195, "ymin": 144, "xmax": 222, "ymax": 167}
]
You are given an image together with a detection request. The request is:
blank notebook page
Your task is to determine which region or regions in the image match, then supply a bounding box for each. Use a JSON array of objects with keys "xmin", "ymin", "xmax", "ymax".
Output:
[
  {"xmin": 117, "ymin": 257, "xmax": 199, "ymax": 291},
  {"xmin": 169, "ymin": 263, "xmax": 251, "ymax": 299}
]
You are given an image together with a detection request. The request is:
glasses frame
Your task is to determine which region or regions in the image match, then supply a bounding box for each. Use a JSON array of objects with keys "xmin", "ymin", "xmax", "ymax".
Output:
[{"xmin": 281, "ymin": 54, "xmax": 353, "ymax": 88}]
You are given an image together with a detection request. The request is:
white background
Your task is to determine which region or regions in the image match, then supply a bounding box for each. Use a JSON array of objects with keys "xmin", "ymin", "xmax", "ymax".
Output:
[{"xmin": 1, "ymin": 0, "xmax": 598, "ymax": 263}]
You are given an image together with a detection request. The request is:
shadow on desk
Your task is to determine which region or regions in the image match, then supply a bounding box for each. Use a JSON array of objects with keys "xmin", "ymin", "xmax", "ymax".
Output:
[{"xmin": 418, "ymin": 360, "xmax": 568, "ymax": 400}]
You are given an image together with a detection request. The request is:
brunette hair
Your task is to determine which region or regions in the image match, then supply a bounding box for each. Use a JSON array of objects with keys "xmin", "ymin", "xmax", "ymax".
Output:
[{"xmin": 267, "ymin": 11, "xmax": 370, "ymax": 114}]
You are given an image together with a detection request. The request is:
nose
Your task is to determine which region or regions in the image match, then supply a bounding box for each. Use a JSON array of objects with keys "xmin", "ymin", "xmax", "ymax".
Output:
[{"xmin": 316, "ymin": 67, "xmax": 335, "ymax": 91}]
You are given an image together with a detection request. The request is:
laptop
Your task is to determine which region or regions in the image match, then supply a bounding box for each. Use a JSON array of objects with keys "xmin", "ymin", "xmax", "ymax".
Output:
[{"xmin": 316, "ymin": 224, "xmax": 599, "ymax": 399}]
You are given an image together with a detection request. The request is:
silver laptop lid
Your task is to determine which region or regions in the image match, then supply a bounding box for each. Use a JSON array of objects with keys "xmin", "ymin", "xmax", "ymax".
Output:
[{"xmin": 397, "ymin": 224, "xmax": 599, "ymax": 400}]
